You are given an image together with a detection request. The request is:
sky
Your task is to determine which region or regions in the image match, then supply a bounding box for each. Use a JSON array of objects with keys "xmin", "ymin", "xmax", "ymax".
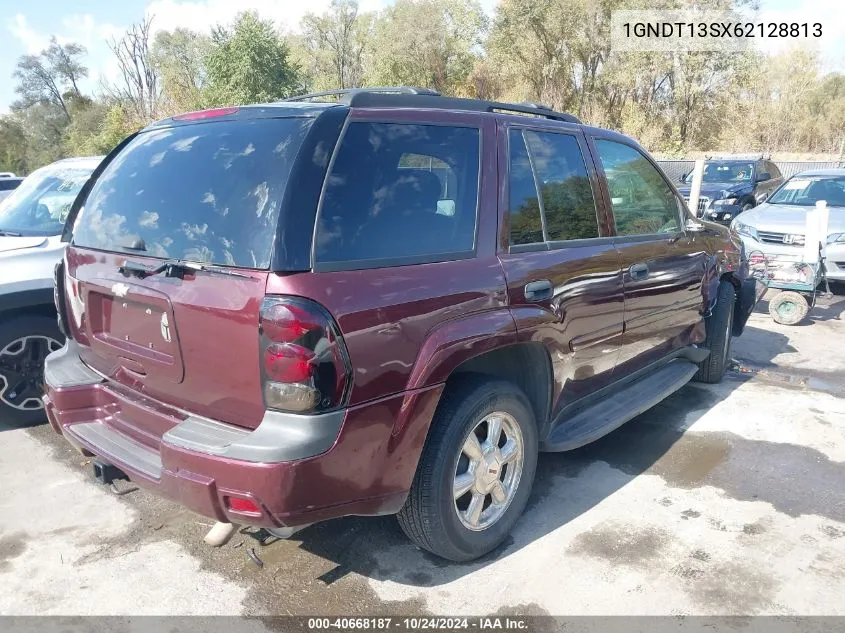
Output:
[{"xmin": 0, "ymin": 0, "xmax": 843, "ymax": 114}]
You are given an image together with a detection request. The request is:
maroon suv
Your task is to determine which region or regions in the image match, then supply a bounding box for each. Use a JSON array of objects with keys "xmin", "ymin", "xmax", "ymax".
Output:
[{"xmin": 44, "ymin": 88, "xmax": 759, "ymax": 561}]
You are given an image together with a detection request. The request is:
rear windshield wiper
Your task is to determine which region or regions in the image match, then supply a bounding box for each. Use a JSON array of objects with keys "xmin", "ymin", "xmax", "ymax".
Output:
[{"xmin": 119, "ymin": 258, "xmax": 253, "ymax": 279}]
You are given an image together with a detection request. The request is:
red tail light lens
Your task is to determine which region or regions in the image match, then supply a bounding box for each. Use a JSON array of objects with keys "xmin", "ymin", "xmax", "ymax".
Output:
[
  {"xmin": 226, "ymin": 496, "xmax": 261, "ymax": 514},
  {"xmin": 264, "ymin": 343, "xmax": 315, "ymax": 382},
  {"xmin": 259, "ymin": 297, "xmax": 351, "ymax": 413}
]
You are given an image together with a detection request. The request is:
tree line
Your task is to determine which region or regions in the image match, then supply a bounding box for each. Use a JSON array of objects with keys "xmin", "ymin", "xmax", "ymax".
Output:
[{"xmin": 2, "ymin": 0, "xmax": 844, "ymax": 175}]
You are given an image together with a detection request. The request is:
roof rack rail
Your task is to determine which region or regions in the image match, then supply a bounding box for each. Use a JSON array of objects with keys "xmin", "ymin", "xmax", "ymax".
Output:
[
  {"xmin": 282, "ymin": 87, "xmax": 582, "ymax": 124},
  {"xmin": 283, "ymin": 86, "xmax": 440, "ymax": 103}
]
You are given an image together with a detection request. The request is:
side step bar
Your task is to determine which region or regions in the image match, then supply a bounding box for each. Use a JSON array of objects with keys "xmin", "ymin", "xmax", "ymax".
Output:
[{"xmin": 541, "ymin": 359, "xmax": 699, "ymax": 452}]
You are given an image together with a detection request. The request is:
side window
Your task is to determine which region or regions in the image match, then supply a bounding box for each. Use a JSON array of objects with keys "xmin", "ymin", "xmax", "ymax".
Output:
[
  {"xmin": 523, "ymin": 131, "xmax": 599, "ymax": 241},
  {"xmin": 508, "ymin": 130, "xmax": 543, "ymax": 245},
  {"xmin": 766, "ymin": 161, "xmax": 781, "ymax": 180},
  {"xmin": 594, "ymin": 139, "xmax": 680, "ymax": 236},
  {"xmin": 316, "ymin": 123, "xmax": 479, "ymax": 266},
  {"xmin": 507, "ymin": 128, "xmax": 600, "ymax": 246}
]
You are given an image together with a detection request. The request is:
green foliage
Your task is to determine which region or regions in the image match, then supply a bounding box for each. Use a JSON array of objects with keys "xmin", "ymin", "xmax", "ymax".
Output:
[
  {"xmin": 152, "ymin": 28, "xmax": 211, "ymax": 114},
  {"xmin": 0, "ymin": 117, "xmax": 29, "ymax": 174},
  {"xmin": 365, "ymin": 0, "xmax": 488, "ymax": 94},
  {"xmin": 204, "ymin": 11, "xmax": 301, "ymax": 105},
  {"xmin": 297, "ymin": 0, "xmax": 373, "ymax": 91},
  {"xmin": 5, "ymin": 0, "xmax": 845, "ymax": 176}
]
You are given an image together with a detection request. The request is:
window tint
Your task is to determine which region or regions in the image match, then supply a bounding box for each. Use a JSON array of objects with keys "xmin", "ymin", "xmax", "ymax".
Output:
[
  {"xmin": 508, "ymin": 130, "xmax": 543, "ymax": 245},
  {"xmin": 316, "ymin": 122, "xmax": 479, "ymax": 266},
  {"xmin": 73, "ymin": 118, "xmax": 312, "ymax": 268},
  {"xmin": 0, "ymin": 179, "xmax": 21, "ymax": 191},
  {"xmin": 523, "ymin": 131, "xmax": 599, "ymax": 241},
  {"xmin": 594, "ymin": 140, "xmax": 680, "ymax": 236}
]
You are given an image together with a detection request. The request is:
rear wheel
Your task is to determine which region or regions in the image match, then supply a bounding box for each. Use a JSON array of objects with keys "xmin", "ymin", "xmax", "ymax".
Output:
[
  {"xmin": 694, "ymin": 281, "xmax": 735, "ymax": 384},
  {"xmin": 0, "ymin": 315, "xmax": 63, "ymax": 426},
  {"xmin": 769, "ymin": 291, "xmax": 809, "ymax": 325},
  {"xmin": 397, "ymin": 377, "xmax": 538, "ymax": 562}
]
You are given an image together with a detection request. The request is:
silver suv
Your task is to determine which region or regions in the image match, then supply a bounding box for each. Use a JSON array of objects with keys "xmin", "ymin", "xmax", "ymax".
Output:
[
  {"xmin": 731, "ymin": 169, "xmax": 845, "ymax": 282},
  {"xmin": 0, "ymin": 156, "xmax": 101, "ymax": 424}
]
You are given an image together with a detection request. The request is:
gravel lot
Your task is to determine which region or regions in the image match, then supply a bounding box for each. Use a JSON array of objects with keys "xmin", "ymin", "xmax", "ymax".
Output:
[{"xmin": 1, "ymin": 290, "xmax": 844, "ymax": 617}]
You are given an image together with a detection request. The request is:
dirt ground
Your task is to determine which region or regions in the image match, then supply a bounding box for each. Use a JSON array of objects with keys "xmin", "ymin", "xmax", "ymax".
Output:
[{"xmin": 1, "ymin": 290, "xmax": 844, "ymax": 617}]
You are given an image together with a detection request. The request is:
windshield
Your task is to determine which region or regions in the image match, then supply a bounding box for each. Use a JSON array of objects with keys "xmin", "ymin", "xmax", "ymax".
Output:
[
  {"xmin": 685, "ymin": 162, "xmax": 754, "ymax": 184},
  {"xmin": 72, "ymin": 117, "xmax": 312, "ymax": 268},
  {"xmin": 768, "ymin": 175, "xmax": 845, "ymax": 207},
  {"xmin": 0, "ymin": 165, "xmax": 94, "ymax": 236}
]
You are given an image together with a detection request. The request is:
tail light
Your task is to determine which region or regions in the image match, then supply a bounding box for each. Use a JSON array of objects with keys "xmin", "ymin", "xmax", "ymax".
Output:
[
  {"xmin": 259, "ymin": 297, "xmax": 351, "ymax": 413},
  {"xmin": 53, "ymin": 260, "xmax": 70, "ymax": 337}
]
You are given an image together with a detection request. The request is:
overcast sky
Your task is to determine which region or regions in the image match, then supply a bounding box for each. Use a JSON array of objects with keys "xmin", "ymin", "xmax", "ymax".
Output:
[{"xmin": 1, "ymin": 0, "xmax": 842, "ymax": 114}]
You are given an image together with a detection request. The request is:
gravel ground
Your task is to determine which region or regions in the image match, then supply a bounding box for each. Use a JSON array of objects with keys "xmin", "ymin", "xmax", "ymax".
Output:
[{"xmin": 1, "ymin": 290, "xmax": 843, "ymax": 617}]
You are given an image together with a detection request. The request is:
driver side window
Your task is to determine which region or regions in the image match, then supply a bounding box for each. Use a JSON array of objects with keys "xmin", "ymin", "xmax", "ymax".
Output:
[{"xmin": 594, "ymin": 139, "xmax": 681, "ymax": 236}]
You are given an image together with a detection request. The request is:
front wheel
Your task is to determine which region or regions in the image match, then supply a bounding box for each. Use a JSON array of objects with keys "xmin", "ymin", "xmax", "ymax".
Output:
[
  {"xmin": 0, "ymin": 315, "xmax": 64, "ymax": 426},
  {"xmin": 694, "ymin": 281, "xmax": 736, "ymax": 384},
  {"xmin": 397, "ymin": 377, "xmax": 538, "ymax": 562}
]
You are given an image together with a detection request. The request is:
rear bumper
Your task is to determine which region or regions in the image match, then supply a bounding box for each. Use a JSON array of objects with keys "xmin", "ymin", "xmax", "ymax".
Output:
[{"xmin": 44, "ymin": 341, "xmax": 442, "ymax": 528}]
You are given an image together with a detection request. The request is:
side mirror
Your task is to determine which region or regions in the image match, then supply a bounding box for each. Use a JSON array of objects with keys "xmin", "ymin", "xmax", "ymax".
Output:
[
  {"xmin": 679, "ymin": 173, "xmax": 687, "ymax": 183},
  {"xmin": 756, "ymin": 172, "xmax": 771, "ymax": 182}
]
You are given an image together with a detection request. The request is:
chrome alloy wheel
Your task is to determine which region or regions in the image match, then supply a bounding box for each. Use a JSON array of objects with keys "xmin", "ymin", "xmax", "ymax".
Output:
[
  {"xmin": 0, "ymin": 335, "xmax": 62, "ymax": 411},
  {"xmin": 453, "ymin": 411, "xmax": 525, "ymax": 531}
]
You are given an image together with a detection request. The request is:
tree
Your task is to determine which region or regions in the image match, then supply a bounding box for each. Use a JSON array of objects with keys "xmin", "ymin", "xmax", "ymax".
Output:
[
  {"xmin": 0, "ymin": 116, "xmax": 29, "ymax": 174},
  {"xmin": 299, "ymin": 0, "xmax": 372, "ymax": 90},
  {"xmin": 105, "ymin": 17, "xmax": 160, "ymax": 123},
  {"xmin": 205, "ymin": 11, "xmax": 301, "ymax": 105},
  {"xmin": 365, "ymin": 0, "xmax": 487, "ymax": 94},
  {"xmin": 12, "ymin": 37, "xmax": 88, "ymax": 120},
  {"xmin": 152, "ymin": 28, "xmax": 211, "ymax": 114}
]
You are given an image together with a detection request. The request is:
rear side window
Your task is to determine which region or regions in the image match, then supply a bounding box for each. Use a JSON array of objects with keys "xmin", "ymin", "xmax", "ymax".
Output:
[
  {"xmin": 0, "ymin": 179, "xmax": 21, "ymax": 191},
  {"xmin": 72, "ymin": 118, "xmax": 312, "ymax": 268},
  {"xmin": 315, "ymin": 122, "xmax": 479, "ymax": 268},
  {"xmin": 594, "ymin": 139, "xmax": 680, "ymax": 236},
  {"xmin": 508, "ymin": 130, "xmax": 544, "ymax": 245},
  {"xmin": 508, "ymin": 129, "xmax": 599, "ymax": 245},
  {"xmin": 523, "ymin": 131, "xmax": 599, "ymax": 242}
]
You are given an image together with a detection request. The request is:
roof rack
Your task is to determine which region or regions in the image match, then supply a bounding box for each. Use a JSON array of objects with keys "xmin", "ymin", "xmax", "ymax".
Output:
[
  {"xmin": 282, "ymin": 87, "xmax": 581, "ymax": 124},
  {"xmin": 283, "ymin": 86, "xmax": 440, "ymax": 103}
]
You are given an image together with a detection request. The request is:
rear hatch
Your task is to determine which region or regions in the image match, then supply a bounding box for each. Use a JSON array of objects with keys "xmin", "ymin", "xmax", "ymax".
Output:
[{"xmin": 64, "ymin": 111, "xmax": 317, "ymax": 433}]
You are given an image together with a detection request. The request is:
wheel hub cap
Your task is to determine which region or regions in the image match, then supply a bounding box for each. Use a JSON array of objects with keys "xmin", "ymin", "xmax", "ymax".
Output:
[{"xmin": 453, "ymin": 411, "xmax": 525, "ymax": 532}]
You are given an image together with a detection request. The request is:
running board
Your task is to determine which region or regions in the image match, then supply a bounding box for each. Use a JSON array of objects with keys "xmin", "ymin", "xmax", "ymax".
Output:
[{"xmin": 541, "ymin": 359, "xmax": 699, "ymax": 452}]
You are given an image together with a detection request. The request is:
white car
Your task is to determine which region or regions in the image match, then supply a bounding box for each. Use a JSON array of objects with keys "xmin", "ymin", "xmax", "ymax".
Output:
[
  {"xmin": 0, "ymin": 156, "xmax": 102, "ymax": 424},
  {"xmin": 731, "ymin": 168, "xmax": 845, "ymax": 282}
]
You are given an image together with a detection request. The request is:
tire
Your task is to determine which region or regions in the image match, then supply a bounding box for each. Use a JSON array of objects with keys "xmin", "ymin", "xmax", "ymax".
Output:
[
  {"xmin": 0, "ymin": 315, "xmax": 64, "ymax": 426},
  {"xmin": 769, "ymin": 291, "xmax": 809, "ymax": 325},
  {"xmin": 694, "ymin": 281, "xmax": 736, "ymax": 384},
  {"xmin": 740, "ymin": 202, "xmax": 753, "ymax": 213},
  {"xmin": 397, "ymin": 377, "xmax": 539, "ymax": 562}
]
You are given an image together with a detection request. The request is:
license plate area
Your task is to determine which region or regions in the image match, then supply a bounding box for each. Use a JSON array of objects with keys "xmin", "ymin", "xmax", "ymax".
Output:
[{"xmin": 86, "ymin": 283, "xmax": 185, "ymax": 384}]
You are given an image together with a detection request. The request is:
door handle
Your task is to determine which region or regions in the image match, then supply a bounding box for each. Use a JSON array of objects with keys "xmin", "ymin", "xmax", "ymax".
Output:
[
  {"xmin": 630, "ymin": 263, "xmax": 649, "ymax": 281},
  {"xmin": 524, "ymin": 279, "xmax": 553, "ymax": 301}
]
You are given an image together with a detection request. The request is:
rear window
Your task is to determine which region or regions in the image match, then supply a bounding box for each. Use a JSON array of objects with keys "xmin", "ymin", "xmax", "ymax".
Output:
[
  {"xmin": 0, "ymin": 179, "xmax": 21, "ymax": 191},
  {"xmin": 315, "ymin": 122, "xmax": 480, "ymax": 268},
  {"xmin": 72, "ymin": 117, "xmax": 312, "ymax": 268}
]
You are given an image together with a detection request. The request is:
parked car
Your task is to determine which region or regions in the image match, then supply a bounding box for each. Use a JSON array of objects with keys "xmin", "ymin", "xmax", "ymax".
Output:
[
  {"xmin": 44, "ymin": 90, "xmax": 758, "ymax": 562},
  {"xmin": 0, "ymin": 156, "xmax": 102, "ymax": 424},
  {"xmin": 732, "ymin": 168, "xmax": 845, "ymax": 282},
  {"xmin": 677, "ymin": 158, "xmax": 783, "ymax": 223},
  {"xmin": 0, "ymin": 176, "xmax": 24, "ymax": 204}
]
